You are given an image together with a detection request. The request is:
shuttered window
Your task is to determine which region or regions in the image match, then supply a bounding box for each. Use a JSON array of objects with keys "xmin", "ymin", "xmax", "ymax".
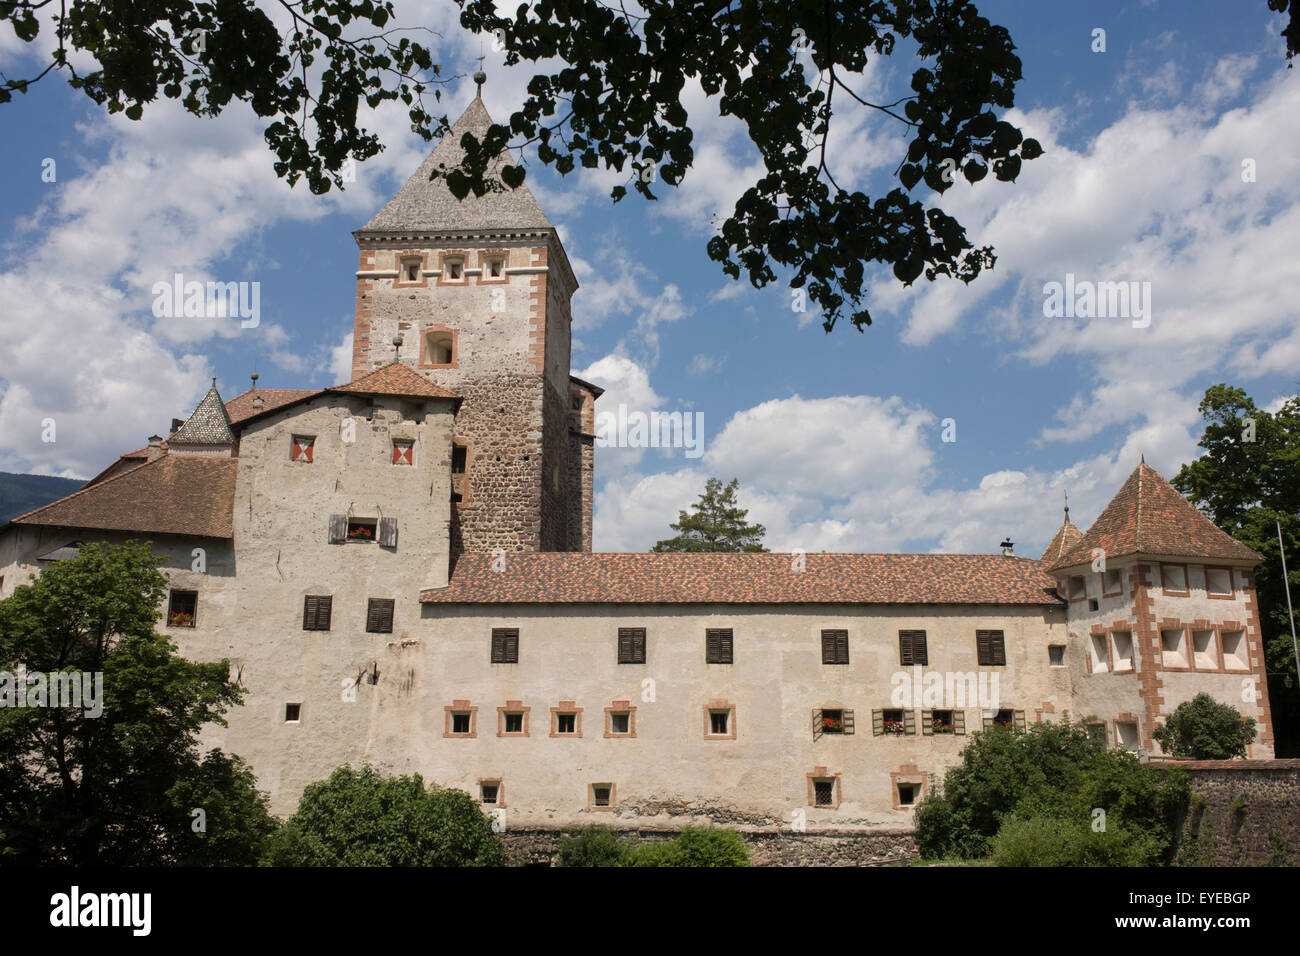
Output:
[
  {"xmin": 303, "ymin": 595, "xmax": 332, "ymax": 631},
  {"xmin": 821, "ymin": 629, "xmax": 849, "ymax": 665},
  {"xmin": 976, "ymin": 630, "xmax": 1006, "ymax": 666},
  {"xmin": 366, "ymin": 598, "xmax": 395, "ymax": 634},
  {"xmin": 706, "ymin": 628, "xmax": 733, "ymax": 664},
  {"xmin": 291, "ymin": 435, "xmax": 315, "ymax": 462},
  {"xmin": 491, "ymin": 628, "xmax": 519, "ymax": 663},
  {"xmin": 617, "ymin": 627, "xmax": 646, "ymax": 664},
  {"xmin": 813, "ymin": 708, "xmax": 855, "ymax": 740},
  {"xmin": 392, "ymin": 440, "xmax": 414, "ymax": 465},
  {"xmin": 873, "ymin": 708, "xmax": 908, "ymax": 736},
  {"xmin": 899, "ymin": 630, "xmax": 928, "ymax": 666}
]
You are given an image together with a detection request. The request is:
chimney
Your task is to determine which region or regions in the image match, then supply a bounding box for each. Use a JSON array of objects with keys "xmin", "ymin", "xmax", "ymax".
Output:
[
  {"xmin": 170, "ymin": 418, "xmax": 185, "ymax": 434},
  {"xmin": 146, "ymin": 435, "xmax": 164, "ymax": 461},
  {"xmin": 1000, "ymin": 537, "xmax": 1015, "ymax": 557},
  {"xmin": 252, "ymin": 394, "xmax": 264, "ymax": 413}
]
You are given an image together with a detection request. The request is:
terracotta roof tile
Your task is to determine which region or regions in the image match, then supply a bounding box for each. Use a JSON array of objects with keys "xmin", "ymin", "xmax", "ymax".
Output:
[
  {"xmin": 8, "ymin": 454, "xmax": 235, "ymax": 538},
  {"xmin": 421, "ymin": 552, "xmax": 1065, "ymax": 606},
  {"xmin": 1051, "ymin": 463, "xmax": 1261, "ymax": 570},
  {"xmin": 329, "ymin": 362, "xmax": 459, "ymax": 400},
  {"xmin": 1040, "ymin": 517, "xmax": 1083, "ymax": 563},
  {"xmin": 225, "ymin": 388, "xmax": 320, "ymax": 424}
]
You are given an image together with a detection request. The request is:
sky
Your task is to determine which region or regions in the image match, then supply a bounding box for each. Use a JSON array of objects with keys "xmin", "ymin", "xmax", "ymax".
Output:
[{"xmin": 0, "ymin": 1, "xmax": 1296, "ymax": 557}]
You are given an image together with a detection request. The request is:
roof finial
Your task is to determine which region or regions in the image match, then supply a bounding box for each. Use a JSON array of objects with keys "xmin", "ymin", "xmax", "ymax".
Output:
[
  {"xmin": 1141, "ymin": 452, "xmax": 1145, "ymax": 464},
  {"xmin": 1064, "ymin": 489, "xmax": 1070, "ymax": 521},
  {"xmin": 211, "ymin": 376, "xmax": 217, "ymax": 389},
  {"xmin": 473, "ymin": 50, "xmax": 486, "ymax": 96},
  {"xmin": 250, "ymin": 371, "xmax": 259, "ymax": 391}
]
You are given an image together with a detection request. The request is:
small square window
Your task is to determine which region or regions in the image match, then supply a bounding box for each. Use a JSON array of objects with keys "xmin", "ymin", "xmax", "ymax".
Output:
[
  {"xmin": 1222, "ymin": 630, "xmax": 1248, "ymax": 670},
  {"xmin": 392, "ymin": 440, "xmax": 414, "ymax": 465},
  {"xmin": 444, "ymin": 258, "xmax": 464, "ymax": 280},
  {"xmin": 1048, "ymin": 644, "xmax": 1066, "ymax": 666},
  {"xmin": 167, "ymin": 589, "xmax": 197, "ymax": 628},
  {"xmin": 881, "ymin": 709, "xmax": 906, "ymax": 735},
  {"xmin": 1162, "ymin": 564, "xmax": 1188, "ymax": 593},
  {"xmin": 491, "ymin": 628, "xmax": 519, "ymax": 664},
  {"xmin": 897, "ymin": 783, "xmax": 918, "ymax": 806},
  {"xmin": 302, "ymin": 595, "xmax": 333, "ymax": 631},
  {"xmin": 710, "ymin": 711, "xmax": 730, "ymax": 735},
  {"xmin": 401, "ymin": 257, "xmax": 421, "ymax": 282},
  {"xmin": 1068, "ymin": 575, "xmax": 1086, "ymax": 601},
  {"xmin": 1192, "ymin": 630, "xmax": 1217, "ymax": 669},
  {"xmin": 610, "ymin": 712, "xmax": 630, "ymax": 735},
  {"xmin": 1112, "ymin": 630, "xmax": 1134, "ymax": 671},
  {"xmin": 1116, "ymin": 720, "xmax": 1141, "ymax": 752},
  {"xmin": 617, "ymin": 627, "xmax": 646, "ymax": 664},
  {"xmin": 591, "ymin": 784, "xmax": 612, "ymax": 807},
  {"xmin": 291, "ymin": 435, "xmax": 315, "ymax": 463},
  {"xmin": 931, "ymin": 709, "xmax": 955, "ymax": 734},
  {"xmin": 504, "ymin": 712, "xmax": 524, "ymax": 734},
  {"xmin": 1090, "ymin": 633, "xmax": 1109, "ymax": 673},
  {"xmin": 813, "ymin": 779, "xmax": 836, "ymax": 807},
  {"xmin": 366, "ymin": 598, "xmax": 394, "ymax": 634},
  {"xmin": 992, "ymin": 708, "xmax": 1015, "ymax": 728},
  {"xmin": 821, "ymin": 629, "xmax": 849, "ymax": 665},
  {"xmin": 556, "ymin": 713, "xmax": 577, "ymax": 735},
  {"xmin": 346, "ymin": 518, "xmax": 377, "ymax": 542},
  {"xmin": 1161, "ymin": 628, "xmax": 1187, "ymax": 668},
  {"xmin": 706, "ymin": 628, "xmax": 733, "ymax": 664},
  {"xmin": 451, "ymin": 712, "xmax": 471, "ymax": 734},
  {"xmin": 1087, "ymin": 597, "xmax": 1100, "ymax": 612},
  {"xmin": 480, "ymin": 781, "xmax": 500, "ymax": 805},
  {"xmin": 821, "ymin": 709, "xmax": 844, "ymax": 734},
  {"xmin": 425, "ymin": 330, "xmax": 454, "ymax": 366},
  {"xmin": 485, "ymin": 256, "xmax": 504, "ymax": 278},
  {"xmin": 1103, "ymin": 568, "xmax": 1123, "ymax": 596},
  {"xmin": 1206, "ymin": 567, "xmax": 1233, "ymax": 597},
  {"xmin": 285, "ymin": 703, "xmax": 302, "ymax": 723}
]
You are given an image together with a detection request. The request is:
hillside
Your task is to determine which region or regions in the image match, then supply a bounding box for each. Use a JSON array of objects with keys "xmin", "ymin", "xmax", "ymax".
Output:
[{"xmin": 0, "ymin": 472, "xmax": 85, "ymax": 524}]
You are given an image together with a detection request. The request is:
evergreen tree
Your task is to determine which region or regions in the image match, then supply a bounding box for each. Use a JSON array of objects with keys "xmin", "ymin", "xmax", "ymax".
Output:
[{"xmin": 652, "ymin": 478, "xmax": 768, "ymax": 553}]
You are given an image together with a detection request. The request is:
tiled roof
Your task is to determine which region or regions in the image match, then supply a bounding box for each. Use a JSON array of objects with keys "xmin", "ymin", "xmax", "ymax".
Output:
[
  {"xmin": 7, "ymin": 454, "xmax": 235, "ymax": 538},
  {"xmin": 421, "ymin": 552, "xmax": 1065, "ymax": 606},
  {"xmin": 1051, "ymin": 463, "xmax": 1262, "ymax": 570},
  {"xmin": 358, "ymin": 96, "xmax": 553, "ymax": 235},
  {"xmin": 1040, "ymin": 516, "xmax": 1083, "ymax": 563},
  {"xmin": 169, "ymin": 382, "xmax": 234, "ymax": 445},
  {"xmin": 225, "ymin": 388, "xmax": 319, "ymax": 424},
  {"xmin": 329, "ymin": 363, "xmax": 459, "ymax": 400}
]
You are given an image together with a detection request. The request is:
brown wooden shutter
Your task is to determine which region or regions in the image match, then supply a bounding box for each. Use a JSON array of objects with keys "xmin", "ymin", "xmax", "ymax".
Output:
[
  {"xmin": 900, "ymin": 630, "xmax": 928, "ymax": 666},
  {"xmin": 922, "ymin": 709, "xmax": 934, "ymax": 735},
  {"xmin": 914, "ymin": 632, "xmax": 928, "ymax": 666},
  {"xmin": 977, "ymin": 630, "xmax": 1005, "ymax": 665},
  {"xmin": 303, "ymin": 595, "xmax": 317, "ymax": 630},
  {"xmin": 377, "ymin": 516, "xmax": 398, "ymax": 548},
  {"xmin": 821, "ymin": 629, "xmax": 848, "ymax": 664},
  {"xmin": 1014, "ymin": 709, "xmax": 1026, "ymax": 731},
  {"xmin": 328, "ymin": 514, "xmax": 347, "ymax": 543},
  {"xmin": 904, "ymin": 709, "xmax": 917, "ymax": 736},
  {"xmin": 319, "ymin": 596, "xmax": 331, "ymax": 630},
  {"xmin": 872, "ymin": 709, "xmax": 884, "ymax": 736},
  {"xmin": 821, "ymin": 630, "xmax": 836, "ymax": 664},
  {"xmin": 491, "ymin": 627, "xmax": 519, "ymax": 663},
  {"xmin": 706, "ymin": 628, "xmax": 732, "ymax": 664},
  {"xmin": 618, "ymin": 627, "xmax": 645, "ymax": 663},
  {"xmin": 843, "ymin": 709, "xmax": 855, "ymax": 735},
  {"xmin": 954, "ymin": 710, "xmax": 966, "ymax": 735},
  {"xmin": 812, "ymin": 709, "xmax": 823, "ymax": 741},
  {"xmin": 899, "ymin": 631, "xmax": 914, "ymax": 666},
  {"xmin": 366, "ymin": 598, "xmax": 394, "ymax": 634}
]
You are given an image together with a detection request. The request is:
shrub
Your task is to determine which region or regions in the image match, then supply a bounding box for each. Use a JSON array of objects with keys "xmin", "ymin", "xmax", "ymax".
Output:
[
  {"xmin": 625, "ymin": 827, "xmax": 751, "ymax": 867},
  {"xmin": 556, "ymin": 826, "xmax": 632, "ymax": 867},
  {"xmin": 991, "ymin": 811, "xmax": 1166, "ymax": 867},
  {"xmin": 263, "ymin": 765, "xmax": 502, "ymax": 866},
  {"xmin": 1153, "ymin": 693, "xmax": 1257, "ymax": 759}
]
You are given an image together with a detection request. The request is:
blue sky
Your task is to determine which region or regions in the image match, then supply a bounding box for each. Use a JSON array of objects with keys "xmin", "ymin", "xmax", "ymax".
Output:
[{"xmin": 0, "ymin": 1, "xmax": 1296, "ymax": 556}]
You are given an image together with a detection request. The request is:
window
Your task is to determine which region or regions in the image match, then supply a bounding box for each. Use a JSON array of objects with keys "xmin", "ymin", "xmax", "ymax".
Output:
[
  {"xmin": 899, "ymin": 630, "xmax": 928, "ymax": 666},
  {"xmin": 1206, "ymin": 567, "xmax": 1233, "ymax": 597},
  {"xmin": 1103, "ymin": 568, "xmax": 1124, "ymax": 596},
  {"xmin": 1192, "ymin": 630, "xmax": 1217, "ymax": 669},
  {"xmin": 366, "ymin": 598, "xmax": 395, "ymax": 634},
  {"xmin": 1048, "ymin": 644, "xmax": 1066, "ymax": 666},
  {"xmin": 551, "ymin": 702, "xmax": 583, "ymax": 737},
  {"xmin": 497, "ymin": 702, "xmax": 530, "ymax": 736},
  {"xmin": 926, "ymin": 709, "xmax": 959, "ymax": 735},
  {"xmin": 810, "ymin": 777, "xmax": 838, "ymax": 808},
  {"xmin": 983, "ymin": 709, "xmax": 1025, "ymax": 731},
  {"xmin": 400, "ymin": 257, "xmax": 421, "ymax": 282},
  {"xmin": 555, "ymin": 712, "xmax": 578, "ymax": 735},
  {"xmin": 424, "ymin": 329, "xmax": 454, "ymax": 366},
  {"xmin": 291, "ymin": 435, "xmax": 315, "ymax": 462},
  {"xmin": 815, "ymin": 708, "xmax": 854, "ymax": 737},
  {"xmin": 1116, "ymin": 720, "xmax": 1141, "ymax": 752},
  {"xmin": 1161, "ymin": 628, "xmax": 1187, "ymax": 668},
  {"xmin": 285, "ymin": 703, "xmax": 301, "ymax": 723},
  {"xmin": 392, "ymin": 440, "xmax": 414, "ymax": 465},
  {"xmin": 167, "ymin": 589, "xmax": 197, "ymax": 627},
  {"xmin": 442, "ymin": 257, "xmax": 464, "ymax": 281},
  {"xmin": 1088, "ymin": 597, "xmax": 1100, "ymax": 612},
  {"xmin": 821, "ymin": 629, "xmax": 849, "ymax": 665},
  {"xmin": 617, "ymin": 627, "xmax": 646, "ymax": 664},
  {"xmin": 875, "ymin": 708, "xmax": 909, "ymax": 736},
  {"xmin": 706, "ymin": 628, "xmax": 733, "ymax": 664},
  {"xmin": 302, "ymin": 595, "xmax": 332, "ymax": 631},
  {"xmin": 504, "ymin": 713, "xmax": 524, "ymax": 734},
  {"xmin": 590, "ymin": 784, "xmax": 613, "ymax": 808},
  {"xmin": 346, "ymin": 517, "xmax": 377, "ymax": 542},
  {"xmin": 710, "ymin": 711, "xmax": 729, "ymax": 734},
  {"xmin": 480, "ymin": 781, "xmax": 500, "ymax": 805},
  {"xmin": 1085, "ymin": 721, "xmax": 1107, "ymax": 747},
  {"xmin": 484, "ymin": 255, "xmax": 505, "ymax": 278},
  {"xmin": 451, "ymin": 445, "xmax": 467, "ymax": 473},
  {"xmin": 604, "ymin": 701, "xmax": 635, "ymax": 738},
  {"xmin": 609, "ymin": 712, "xmax": 630, "ymax": 734},
  {"xmin": 1162, "ymin": 564, "xmax": 1188, "ymax": 594},
  {"xmin": 491, "ymin": 628, "xmax": 519, "ymax": 664},
  {"xmin": 445, "ymin": 701, "xmax": 477, "ymax": 737},
  {"xmin": 897, "ymin": 783, "xmax": 918, "ymax": 807},
  {"xmin": 1068, "ymin": 575, "xmax": 1087, "ymax": 601},
  {"xmin": 452, "ymin": 713, "xmax": 471, "ymax": 734},
  {"xmin": 976, "ymin": 630, "xmax": 1006, "ymax": 666},
  {"xmin": 451, "ymin": 444, "xmax": 468, "ymax": 504},
  {"xmin": 1089, "ymin": 633, "xmax": 1109, "ymax": 673},
  {"xmin": 704, "ymin": 703, "xmax": 736, "ymax": 739},
  {"xmin": 1112, "ymin": 630, "xmax": 1134, "ymax": 672},
  {"xmin": 1222, "ymin": 630, "xmax": 1248, "ymax": 670}
]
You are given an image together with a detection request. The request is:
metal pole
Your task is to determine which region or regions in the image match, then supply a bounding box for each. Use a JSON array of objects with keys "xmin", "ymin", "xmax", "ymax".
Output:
[{"xmin": 1278, "ymin": 518, "xmax": 1300, "ymax": 687}]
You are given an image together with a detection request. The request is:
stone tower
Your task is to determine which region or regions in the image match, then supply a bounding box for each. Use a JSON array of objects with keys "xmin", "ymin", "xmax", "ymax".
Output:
[{"xmin": 351, "ymin": 93, "xmax": 598, "ymax": 555}]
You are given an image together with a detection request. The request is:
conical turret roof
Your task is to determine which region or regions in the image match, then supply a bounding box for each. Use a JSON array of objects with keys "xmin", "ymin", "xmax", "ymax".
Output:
[{"xmin": 169, "ymin": 380, "xmax": 234, "ymax": 445}]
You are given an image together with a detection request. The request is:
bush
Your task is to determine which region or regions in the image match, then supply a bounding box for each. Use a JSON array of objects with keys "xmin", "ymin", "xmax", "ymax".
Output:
[
  {"xmin": 991, "ymin": 811, "xmax": 1167, "ymax": 867},
  {"xmin": 556, "ymin": 826, "xmax": 631, "ymax": 867},
  {"xmin": 1153, "ymin": 693, "xmax": 1257, "ymax": 759},
  {"xmin": 263, "ymin": 765, "xmax": 502, "ymax": 866},
  {"xmin": 665, "ymin": 826, "xmax": 751, "ymax": 866}
]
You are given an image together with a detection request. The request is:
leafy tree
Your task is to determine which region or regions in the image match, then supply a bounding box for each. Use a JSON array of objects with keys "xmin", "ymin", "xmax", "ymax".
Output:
[
  {"xmin": 556, "ymin": 825, "xmax": 631, "ymax": 867},
  {"xmin": 1171, "ymin": 385, "xmax": 1300, "ymax": 680},
  {"xmin": 652, "ymin": 477, "xmax": 768, "ymax": 553},
  {"xmin": 1271, "ymin": 1, "xmax": 1299, "ymax": 61},
  {"xmin": 1153, "ymin": 693, "xmax": 1258, "ymax": 760},
  {"xmin": 263, "ymin": 764, "xmax": 503, "ymax": 866},
  {"xmin": 1, "ymin": 0, "xmax": 1046, "ymax": 330},
  {"xmin": 0, "ymin": 541, "xmax": 275, "ymax": 865}
]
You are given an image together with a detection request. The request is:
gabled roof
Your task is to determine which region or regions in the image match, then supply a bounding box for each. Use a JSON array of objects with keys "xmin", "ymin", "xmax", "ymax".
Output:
[
  {"xmin": 1051, "ymin": 463, "xmax": 1262, "ymax": 570},
  {"xmin": 328, "ymin": 363, "xmax": 460, "ymax": 400},
  {"xmin": 1041, "ymin": 515, "xmax": 1083, "ymax": 564},
  {"xmin": 421, "ymin": 552, "xmax": 1065, "ymax": 606},
  {"xmin": 169, "ymin": 381, "xmax": 234, "ymax": 445},
  {"xmin": 7, "ymin": 455, "xmax": 236, "ymax": 539},
  {"xmin": 358, "ymin": 96, "xmax": 553, "ymax": 235},
  {"xmin": 225, "ymin": 388, "xmax": 319, "ymax": 425}
]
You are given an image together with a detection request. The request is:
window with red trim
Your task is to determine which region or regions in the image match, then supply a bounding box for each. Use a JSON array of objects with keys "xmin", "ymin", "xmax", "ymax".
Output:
[
  {"xmin": 291, "ymin": 435, "xmax": 315, "ymax": 462},
  {"xmin": 392, "ymin": 440, "xmax": 414, "ymax": 465}
]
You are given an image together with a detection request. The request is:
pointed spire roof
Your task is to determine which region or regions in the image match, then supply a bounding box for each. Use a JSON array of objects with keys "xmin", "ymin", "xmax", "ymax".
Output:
[
  {"xmin": 1041, "ymin": 514, "xmax": 1083, "ymax": 564},
  {"xmin": 359, "ymin": 96, "xmax": 552, "ymax": 235},
  {"xmin": 169, "ymin": 379, "xmax": 235, "ymax": 445},
  {"xmin": 1050, "ymin": 463, "xmax": 1262, "ymax": 570}
]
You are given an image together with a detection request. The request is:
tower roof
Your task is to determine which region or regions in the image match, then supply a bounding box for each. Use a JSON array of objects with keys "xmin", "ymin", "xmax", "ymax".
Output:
[
  {"xmin": 1050, "ymin": 463, "xmax": 1262, "ymax": 570},
  {"xmin": 1040, "ymin": 515, "xmax": 1083, "ymax": 564},
  {"xmin": 169, "ymin": 380, "xmax": 234, "ymax": 445},
  {"xmin": 358, "ymin": 96, "xmax": 553, "ymax": 235}
]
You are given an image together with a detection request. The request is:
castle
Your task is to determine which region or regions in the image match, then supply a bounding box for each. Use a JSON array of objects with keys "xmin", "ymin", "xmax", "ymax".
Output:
[{"xmin": 0, "ymin": 92, "xmax": 1275, "ymax": 831}]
